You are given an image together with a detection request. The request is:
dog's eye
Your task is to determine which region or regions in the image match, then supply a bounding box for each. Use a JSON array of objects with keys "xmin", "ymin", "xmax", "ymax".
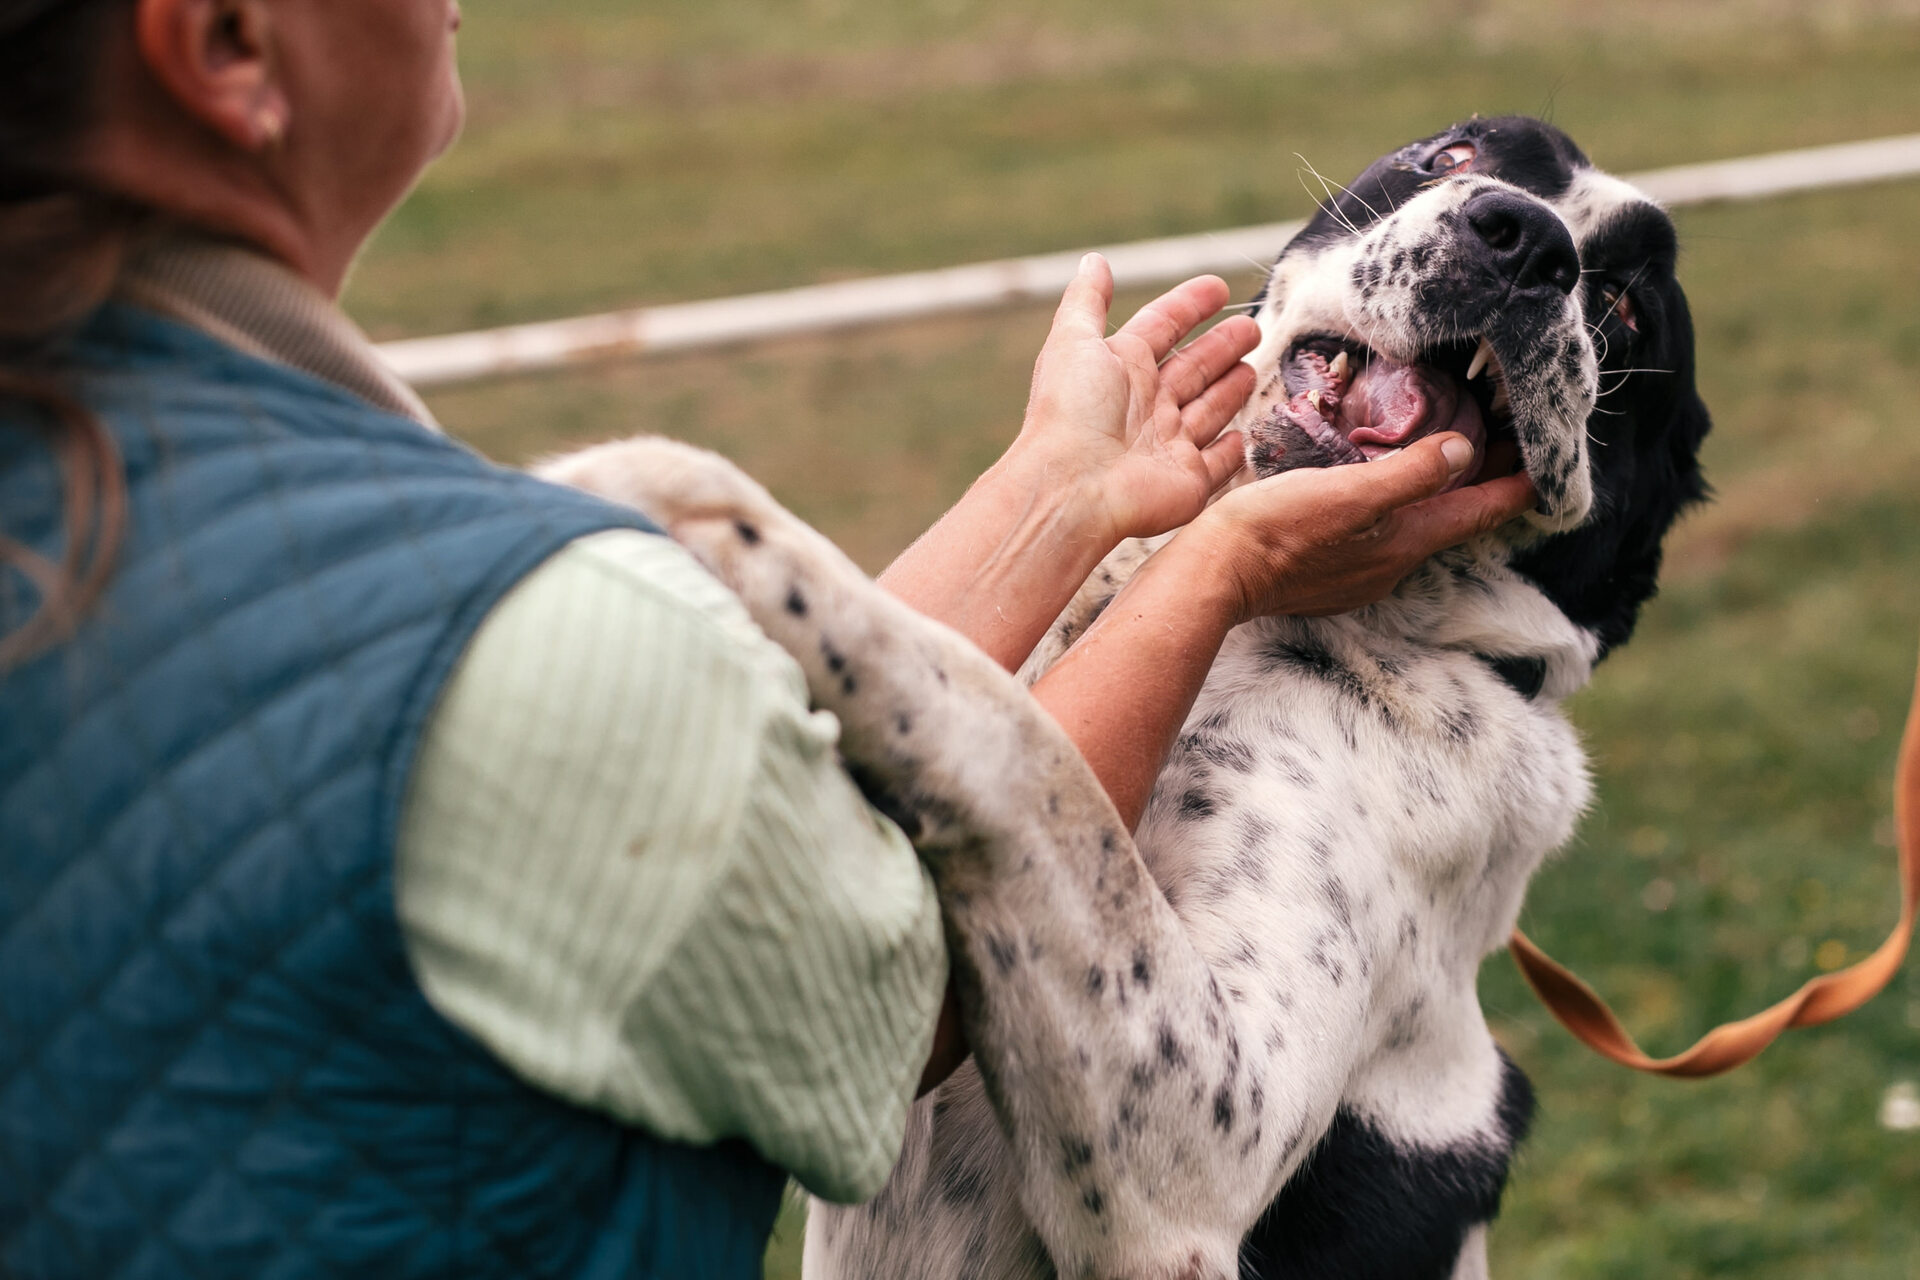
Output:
[
  {"xmin": 1600, "ymin": 284, "xmax": 1641, "ymax": 333},
  {"xmin": 1427, "ymin": 143, "xmax": 1477, "ymax": 174}
]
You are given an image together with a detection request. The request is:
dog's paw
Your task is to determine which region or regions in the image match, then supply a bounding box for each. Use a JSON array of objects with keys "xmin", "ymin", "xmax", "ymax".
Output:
[{"xmin": 535, "ymin": 436, "xmax": 797, "ymax": 591}]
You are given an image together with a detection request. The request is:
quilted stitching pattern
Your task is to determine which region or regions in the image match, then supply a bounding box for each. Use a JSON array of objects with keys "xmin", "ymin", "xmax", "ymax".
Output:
[{"xmin": 1, "ymin": 309, "xmax": 783, "ymax": 1280}]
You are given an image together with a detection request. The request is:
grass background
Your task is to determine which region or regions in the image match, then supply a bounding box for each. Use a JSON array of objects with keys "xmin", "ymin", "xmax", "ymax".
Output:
[{"xmin": 347, "ymin": 3, "xmax": 1920, "ymax": 1274}]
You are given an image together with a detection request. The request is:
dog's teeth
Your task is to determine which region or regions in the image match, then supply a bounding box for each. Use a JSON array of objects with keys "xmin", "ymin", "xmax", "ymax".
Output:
[
  {"xmin": 1328, "ymin": 350, "xmax": 1351, "ymax": 381},
  {"xmin": 1466, "ymin": 338, "xmax": 1494, "ymax": 383},
  {"xmin": 1307, "ymin": 389, "xmax": 1325, "ymax": 413}
]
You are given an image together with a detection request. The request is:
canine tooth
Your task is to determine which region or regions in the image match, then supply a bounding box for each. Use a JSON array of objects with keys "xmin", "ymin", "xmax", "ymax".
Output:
[
  {"xmin": 1307, "ymin": 390, "xmax": 1326, "ymax": 413},
  {"xmin": 1466, "ymin": 338, "xmax": 1494, "ymax": 383},
  {"xmin": 1328, "ymin": 350, "xmax": 1351, "ymax": 380},
  {"xmin": 1490, "ymin": 381, "xmax": 1510, "ymax": 414}
]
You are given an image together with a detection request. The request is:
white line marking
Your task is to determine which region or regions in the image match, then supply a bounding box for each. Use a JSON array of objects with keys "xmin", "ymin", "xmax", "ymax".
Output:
[{"xmin": 377, "ymin": 133, "xmax": 1920, "ymax": 388}]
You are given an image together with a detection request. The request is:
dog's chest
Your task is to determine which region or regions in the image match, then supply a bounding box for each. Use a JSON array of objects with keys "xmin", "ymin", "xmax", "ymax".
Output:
[{"xmin": 1136, "ymin": 613, "xmax": 1590, "ymax": 988}]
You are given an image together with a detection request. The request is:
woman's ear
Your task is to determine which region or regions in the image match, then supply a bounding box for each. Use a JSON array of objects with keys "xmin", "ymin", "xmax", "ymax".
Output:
[{"xmin": 134, "ymin": 0, "xmax": 290, "ymax": 152}]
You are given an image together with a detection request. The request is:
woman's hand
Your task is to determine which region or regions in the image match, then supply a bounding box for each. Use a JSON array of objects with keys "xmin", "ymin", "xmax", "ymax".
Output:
[
  {"xmin": 1010, "ymin": 253, "xmax": 1259, "ymax": 548},
  {"xmin": 879, "ymin": 255, "xmax": 1259, "ymax": 670},
  {"xmin": 1178, "ymin": 434, "xmax": 1540, "ymax": 625}
]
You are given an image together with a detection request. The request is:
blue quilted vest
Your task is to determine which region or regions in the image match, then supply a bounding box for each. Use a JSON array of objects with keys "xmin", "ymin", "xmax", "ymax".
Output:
[{"xmin": 0, "ymin": 306, "xmax": 788, "ymax": 1279}]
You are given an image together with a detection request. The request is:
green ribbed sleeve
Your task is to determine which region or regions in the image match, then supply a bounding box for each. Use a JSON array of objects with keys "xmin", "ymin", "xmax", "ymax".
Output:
[{"xmin": 394, "ymin": 529, "xmax": 947, "ymax": 1204}]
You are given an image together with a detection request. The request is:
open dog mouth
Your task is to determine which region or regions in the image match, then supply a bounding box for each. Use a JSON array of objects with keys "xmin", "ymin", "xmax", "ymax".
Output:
[{"xmin": 1249, "ymin": 334, "xmax": 1521, "ymax": 489}]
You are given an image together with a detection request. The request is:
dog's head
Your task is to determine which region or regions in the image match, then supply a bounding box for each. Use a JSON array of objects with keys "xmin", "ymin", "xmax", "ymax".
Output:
[{"xmin": 1240, "ymin": 115, "xmax": 1711, "ymax": 655}]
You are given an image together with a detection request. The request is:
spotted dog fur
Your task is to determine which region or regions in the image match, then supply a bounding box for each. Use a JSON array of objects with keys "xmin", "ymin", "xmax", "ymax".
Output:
[
  {"xmin": 541, "ymin": 436, "xmax": 1290, "ymax": 1280},
  {"xmin": 797, "ymin": 117, "xmax": 1712, "ymax": 1279}
]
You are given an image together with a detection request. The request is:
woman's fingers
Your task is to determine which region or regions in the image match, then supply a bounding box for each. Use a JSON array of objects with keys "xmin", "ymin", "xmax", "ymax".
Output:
[
  {"xmin": 1178, "ymin": 359, "xmax": 1257, "ymax": 454},
  {"xmin": 1391, "ymin": 470, "xmax": 1540, "ymax": 555},
  {"xmin": 1161, "ymin": 314, "xmax": 1260, "ymax": 407},
  {"xmin": 1049, "ymin": 252, "xmax": 1117, "ymax": 345},
  {"xmin": 1197, "ymin": 427, "xmax": 1247, "ymax": 493},
  {"xmin": 1340, "ymin": 433, "xmax": 1477, "ymax": 512},
  {"xmin": 1115, "ymin": 274, "xmax": 1233, "ymax": 362}
]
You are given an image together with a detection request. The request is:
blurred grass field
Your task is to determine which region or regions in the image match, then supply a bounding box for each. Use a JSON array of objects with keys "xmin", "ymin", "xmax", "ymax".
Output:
[{"xmin": 349, "ymin": 2, "xmax": 1920, "ymax": 1274}]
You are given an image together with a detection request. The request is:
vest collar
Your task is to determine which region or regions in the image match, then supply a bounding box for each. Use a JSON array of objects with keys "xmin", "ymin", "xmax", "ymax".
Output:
[{"xmin": 116, "ymin": 231, "xmax": 442, "ymax": 431}]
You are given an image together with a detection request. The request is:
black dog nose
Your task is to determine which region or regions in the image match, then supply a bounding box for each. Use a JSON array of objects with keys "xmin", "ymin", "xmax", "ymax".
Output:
[{"xmin": 1461, "ymin": 190, "xmax": 1579, "ymax": 296}]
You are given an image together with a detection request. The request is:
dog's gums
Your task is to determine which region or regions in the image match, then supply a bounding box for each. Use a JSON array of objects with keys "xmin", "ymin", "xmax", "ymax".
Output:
[{"xmin": 1248, "ymin": 336, "xmax": 1516, "ymax": 490}]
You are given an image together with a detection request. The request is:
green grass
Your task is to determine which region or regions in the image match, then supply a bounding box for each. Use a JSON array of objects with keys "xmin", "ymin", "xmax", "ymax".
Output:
[
  {"xmin": 342, "ymin": 2, "xmax": 1920, "ymax": 1273},
  {"xmin": 1484, "ymin": 496, "xmax": 1920, "ymax": 1278}
]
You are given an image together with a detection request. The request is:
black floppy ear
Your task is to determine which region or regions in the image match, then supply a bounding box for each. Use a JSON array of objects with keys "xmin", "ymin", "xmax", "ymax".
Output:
[{"xmin": 1666, "ymin": 388, "xmax": 1713, "ymax": 487}]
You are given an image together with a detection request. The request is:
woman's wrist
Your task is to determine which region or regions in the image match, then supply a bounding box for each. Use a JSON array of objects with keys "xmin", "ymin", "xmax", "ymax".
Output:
[
  {"xmin": 1158, "ymin": 513, "xmax": 1269, "ymax": 632},
  {"xmin": 878, "ymin": 437, "xmax": 1124, "ymax": 671},
  {"xmin": 994, "ymin": 431, "xmax": 1128, "ymax": 551}
]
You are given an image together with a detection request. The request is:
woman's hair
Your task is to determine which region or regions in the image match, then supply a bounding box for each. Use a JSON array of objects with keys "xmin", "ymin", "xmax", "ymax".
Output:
[{"xmin": 1, "ymin": 0, "xmax": 139, "ymax": 669}]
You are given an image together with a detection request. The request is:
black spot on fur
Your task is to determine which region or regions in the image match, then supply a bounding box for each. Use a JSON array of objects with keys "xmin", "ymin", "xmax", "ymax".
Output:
[
  {"xmin": 1213, "ymin": 1086, "xmax": 1235, "ymax": 1133},
  {"xmin": 733, "ymin": 520, "xmax": 760, "ymax": 544},
  {"xmin": 1242, "ymin": 1052, "xmax": 1535, "ymax": 1279},
  {"xmin": 986, "ymin": 933, "xmax": 1019, "ymax": 974},
  {"xmin": 1266, "ymin": 640, "xmax": 1365, "ymax": 703},
  {"xmin": 1440, "ymin": 702, "xmax": 1478, "ymax": 744},
  {"xmin": 1158, "ymin": 1022, "xmax": 1187, "ymax": 1068},
  {"xmin": 938, "ymin": 1161, "xmax": 988, "ymax": 1208},
  {"xmin": 843, "ymin": 762, "xmax": 923, "ymax": 842},
  {"xmin": 1319, "ymin": 877, "xmax": 1354, "ymax": 932},
  {"xmin": 1087, "ymin": 967, "xmax": 1105, "ymax": 997},
  {"xmin": 1179, "ymin": 787, "xmax": 1220, "ymax": 821},
  {"xmin": 1131, "ymin": 948, "xmax": 1152, "ymax": 990},
  {"xmin": 1480, "ymin": 652, "xmax": 1548, "ymax": 699},
  {"xmin": 821, "ymin": 639, "xmax": 847, "ymax": 674},
  {"xmin": 1185, "ymin": 729, "xmax": 1257, "ymax": 773},
  {"xmin": 1307, "ymin": 930, "xmax": 1346, "ymax": 987},
  {"xmin": 1082, "ymin": 1186, "xmax": 1105, "ymax": 1216},
  {"xmin": 1385, "ymin": 997, "xmax": 1427, "ymax": 1052},
  {"xmin": 1061, "ymin": 1136, "xmax": 1094, "ymax": 1173},
  {"xmin": 784, "ymin": 586, "xmax": 807, "ymax": 616}
]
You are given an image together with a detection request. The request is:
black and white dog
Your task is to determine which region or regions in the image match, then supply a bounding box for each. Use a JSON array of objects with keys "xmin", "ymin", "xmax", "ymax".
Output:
[{"xmin": 549, "ymin": 116, "xmax": 1711, "ymax": 1280}]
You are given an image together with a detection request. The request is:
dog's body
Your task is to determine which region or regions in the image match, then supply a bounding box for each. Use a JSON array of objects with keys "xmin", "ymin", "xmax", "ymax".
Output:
[{"xmin": 549, "ymin": 117, "xmax": 1710, "ymax": 1280}]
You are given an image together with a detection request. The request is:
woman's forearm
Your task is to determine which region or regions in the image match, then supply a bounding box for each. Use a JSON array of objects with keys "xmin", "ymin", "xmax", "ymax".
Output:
[
  {"xmin": 1026, "ymin": 538, "xmax": 1239, "ymax": 831},
  {"xmin": 877, "ymin": 441, "xmax": 1117, "ymax": 672}
]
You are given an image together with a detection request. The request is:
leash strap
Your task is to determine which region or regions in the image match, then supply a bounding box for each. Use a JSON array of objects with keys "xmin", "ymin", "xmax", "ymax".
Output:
[{"xmin": 1509, "ymin": 645, "xmax": 1920, "ymax": 1078}]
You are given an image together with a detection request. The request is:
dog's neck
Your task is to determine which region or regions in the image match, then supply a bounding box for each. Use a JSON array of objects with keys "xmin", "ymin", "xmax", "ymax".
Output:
[{"xmin": 1346, "ymin": 536, "xmax": 1601, "ymax": 702}]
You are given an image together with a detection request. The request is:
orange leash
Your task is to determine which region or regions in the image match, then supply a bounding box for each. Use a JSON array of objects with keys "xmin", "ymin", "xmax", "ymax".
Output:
[{"xmin": 1510, "ymin": 646, "xmax": 1920, "ymax": 1078}]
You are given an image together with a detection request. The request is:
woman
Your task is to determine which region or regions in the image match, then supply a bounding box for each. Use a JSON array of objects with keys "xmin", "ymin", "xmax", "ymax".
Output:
[{"xmin": 0, "ymin": 1, "xmax": 1536, "ymax": 1277}]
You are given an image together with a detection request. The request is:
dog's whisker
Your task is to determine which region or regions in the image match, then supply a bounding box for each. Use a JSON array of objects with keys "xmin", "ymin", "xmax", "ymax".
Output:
[
  {"xmin": 1295, "ymin": 165, "xmax": 1364, "ymax": 238},
  {"xmin": 1296, "ymin": 153, "xmax": 1383, "ymax": 226}
]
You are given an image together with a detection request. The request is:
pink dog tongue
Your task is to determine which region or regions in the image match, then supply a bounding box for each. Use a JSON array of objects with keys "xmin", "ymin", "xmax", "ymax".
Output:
[{"xmin": 1342, "ymin": 360, "xmax": 1486, "ymax": 461}]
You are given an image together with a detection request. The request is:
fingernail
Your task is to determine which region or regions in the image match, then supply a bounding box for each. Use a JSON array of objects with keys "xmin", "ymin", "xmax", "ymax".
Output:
[
  {"xmin": 1081, "ymin": 251, "xmax": 1103, "ymax": 274},
  {"xmin": 1441, "ymin": 436, "xmax": 1474, "ymax": 475}
]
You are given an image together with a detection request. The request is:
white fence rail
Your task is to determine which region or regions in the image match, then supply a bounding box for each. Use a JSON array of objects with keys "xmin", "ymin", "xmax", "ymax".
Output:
[{"xmin": 377, "ymin": 133, "xmax": 1920, "ymax": 389}]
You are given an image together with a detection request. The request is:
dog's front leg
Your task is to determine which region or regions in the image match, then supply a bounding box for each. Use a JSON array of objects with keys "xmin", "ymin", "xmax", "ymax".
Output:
[{"xmin": 545, "ymin": 439, "xmax": 1326, "ymax": 1280}]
